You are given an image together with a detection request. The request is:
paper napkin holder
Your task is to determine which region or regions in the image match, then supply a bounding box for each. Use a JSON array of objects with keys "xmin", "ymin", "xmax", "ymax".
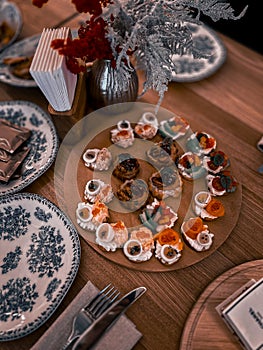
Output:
[
  {"xmin": 216, "ymin": 278, "xmax": 263, "ymax": 350},
  {"xmin": 48, "ymin": 72, "xmax": 87, "ymax": 141}
]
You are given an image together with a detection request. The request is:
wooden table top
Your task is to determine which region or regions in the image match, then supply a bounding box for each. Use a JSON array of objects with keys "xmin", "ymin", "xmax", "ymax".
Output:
[{"xmin": 1, "ymin": 1, "xmax": 263, "ymax": 349}]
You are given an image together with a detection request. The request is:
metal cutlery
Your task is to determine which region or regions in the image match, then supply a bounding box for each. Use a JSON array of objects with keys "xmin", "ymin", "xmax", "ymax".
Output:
[
  {"xmin": 62, "ymin": 284, "xmax": 120, "ymax": 350},
  {"xmin": 72, "ymin": 286, "xmax": 147, "ymax": 350}
]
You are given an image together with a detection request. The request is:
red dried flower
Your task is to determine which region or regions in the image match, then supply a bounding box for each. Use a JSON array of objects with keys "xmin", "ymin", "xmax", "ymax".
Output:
[
  {"xmin": 50, "ymin": 16, "xmax": 114, "ymax": 73},
  {"xmin": 32, "ymin": 0, "xmax": 48, "ymax": 8},
  {"xmin": 32, "ymin": 0, "xmax": 112, "ymax": 14},
  {"xmin": 33, "ymin": 0, "xmax": 117, "ymax": 74}
]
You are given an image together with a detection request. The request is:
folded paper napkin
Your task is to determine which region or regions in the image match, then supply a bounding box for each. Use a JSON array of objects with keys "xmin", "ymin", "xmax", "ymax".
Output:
[
  {"xmin": 31, "ymin": 281, "xmax": 142, "ymax": 350},
  {"xmin": 30, "ymin": 27, "xmax": 77, "ymax": 112}
]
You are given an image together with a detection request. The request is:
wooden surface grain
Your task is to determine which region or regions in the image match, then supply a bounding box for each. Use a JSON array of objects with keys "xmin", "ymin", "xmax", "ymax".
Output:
[
  {"xmin": 180, "ymin": 260, "xmax": 263, "ymax": 350},
  {"xmin": 0, "ymin": 2, "xmax": 263, "ymax": 349}
]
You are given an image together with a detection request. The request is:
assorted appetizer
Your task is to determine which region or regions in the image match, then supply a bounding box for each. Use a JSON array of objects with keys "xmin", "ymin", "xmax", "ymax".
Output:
[
  {"xmin": 84, "ymin": 179, "xmax": 113, "ymax": 204},
  {"xmin": 134, "ymin": 111, "xmax": 158, "ymax": 139},
  {"xmin": 139, "ymin": 199, "xmax": 178, "ymax": 233},
  {"xmin": 159, "ymin": 115, "xmax": 190, "ymax": 140},
  {"xmin": 75, "ymin": 111, "xmax": 239, "ymax": 265},
  {"xmin": 134, "ymin": 123, "xmax": 158, "ymax": 140},
  {"xmin": 116, "ymin": 178, "xmax": 149, "ymax": 211},
  {"xmin": 186, "ymin": 131, "xmax": 216, "ymax": 156},
  {"xmin": 194, "ymin": 191, "xmax": 225, "ymax": 220},
  {"xmin": 123, "ymin": 227, "xmax": 154, "ymax": 262},
  {"xmin": 96, "ymin": 221, "xmax": 128, "ymax": 252},
  {"xmin": 146, "ymin": 137, "xmax": 179, "ymax": 166},
  {"xmin": 154, "ymin": 228, "xmax": 184, "ymax": 265},
  {"xmin": 82, "ymin": 147, "xmax": 112, "ymax": 171},
  {"xmin": 203, "ymin": 150, "xmax": 230, "ymax": 174},
  {"xmin": 207, "ymin": 170, "xmax": 238, "ymax": 196},
  {"xmin": 148, "ymin": 166, "xmax": 182, "ymax": 199},
  {"xmin": 113, "ymin": 153, "xmax": 140, "ymax": 180},
  {"xmin": 177, "ymin": 152, "xmax": 206, "ymax": 180},
  {"xmin": 111, "ymin": 120, "xmax": 134, "ymax": 148},
  {"xmin": 181, "ymin": 217, "xmax": 214, "ymax": 251},
  {"xmin": 76, "ymin": 201, "xmax": 109, "ymax": 231}
]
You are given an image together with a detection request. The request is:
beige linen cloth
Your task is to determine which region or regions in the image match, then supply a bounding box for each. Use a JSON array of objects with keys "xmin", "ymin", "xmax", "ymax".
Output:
[{"xmin": 31, "ymin": 281, "xmax": 142, "ymax": 350}]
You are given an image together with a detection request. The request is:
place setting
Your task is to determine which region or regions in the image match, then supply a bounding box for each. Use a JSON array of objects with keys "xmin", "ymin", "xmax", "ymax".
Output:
[
  {"xmin": 0, "ymin": 33, "xmax": 39, "ymax": 87},
  {"xmin": 0, "ymin": 100, "xmax": 59, "ymax": 196},
  {"xmin": 1, "ymin": 0, "xmax": 262, "ymax": 350}
]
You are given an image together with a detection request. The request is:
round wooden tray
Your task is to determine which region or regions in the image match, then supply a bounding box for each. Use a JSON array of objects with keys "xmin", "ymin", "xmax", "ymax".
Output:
[
  {"xmin": 55, "ymin": 102, "xmax": 242, "ymax": 272},
  {"xmin": 180, "ymin": 260, "xmax": 263, "ymax": 350}
]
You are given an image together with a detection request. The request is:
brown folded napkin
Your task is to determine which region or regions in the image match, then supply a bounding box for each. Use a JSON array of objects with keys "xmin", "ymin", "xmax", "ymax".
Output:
[{"xmin": 31, "ymin": 281, "xmax": 142, "ymax": 350}]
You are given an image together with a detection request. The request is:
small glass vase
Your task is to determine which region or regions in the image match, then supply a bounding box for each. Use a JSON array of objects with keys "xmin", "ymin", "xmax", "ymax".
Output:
[{"xmin": 87, "ymin": 59, "xmax": 138, "ymax": 113}]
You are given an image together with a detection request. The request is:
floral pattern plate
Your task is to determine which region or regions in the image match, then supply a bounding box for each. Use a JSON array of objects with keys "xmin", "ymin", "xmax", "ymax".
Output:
[
  {"xmin": 0, "ymin": 100, "xmax": 59, "ymax": 196},
  {"xmin": 0, "ymin": 0, "xmax": 23, "ymax": 53},
  {"xmin": 0, "ymin": 34, "xmax": 40, "ymax": 87},
  {"xmin": 0, "ymin": 192, "xmax": 81, "ymax": 341},
  {"xmin": 171, "ymin": 23, "xmax": 227, "ymax": 82}
]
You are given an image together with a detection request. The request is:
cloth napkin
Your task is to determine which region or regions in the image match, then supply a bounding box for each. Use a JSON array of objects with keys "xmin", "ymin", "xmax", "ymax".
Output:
[{"xmin": 31, "ymin": 281, "xmax": 142, "ymax": 350}]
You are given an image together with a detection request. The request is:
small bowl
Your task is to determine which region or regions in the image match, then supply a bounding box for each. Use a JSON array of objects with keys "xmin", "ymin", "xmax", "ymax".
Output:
[
  {"xmin": 117, "ymin": 120, "xmax": 131, "ymax": 130},
  {"xmin": 85, "ymin": 179, "xmax": 102, "ymax": 196},
  {"xmin": 194, "ymin": 191, "xmax": 211, "ymax": 208},
  {"xmin": 76, "ymin": 202, "xmax": 92, "ymax": 223},
  {"xmin": 123, "ymin": 239, "xmax": 143, "ymax": 260},
  {"xmin": 140, "ymin": 112, "xmax": 158, "ymax": 126},
  {"xmin": 197, "ymin": 231, "xmax": 213, "ymax": 248},
  {"xmin": 0, "ymin": 1, "xmax": 23, "ymax": 52},
  {"xmin": 96, "ymin": 223, "xmax": 115, "ymax": 243},
  {"xmin": 82, "ymin": 148, "xmax": 99, "ymax": 166}
]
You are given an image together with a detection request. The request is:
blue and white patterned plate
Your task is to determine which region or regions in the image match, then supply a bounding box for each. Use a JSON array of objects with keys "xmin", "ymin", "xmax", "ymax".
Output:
[
  {"xmin": 171, "ymin": 23, "xmax": 227, "ymax": 82},
  {"xmin": 0, "ymin": 34, "xmax": 40, "ymax": 87},
  {"xmin": 0, "ymin": 0, "xmax": 23, "ymax": 53},
  {"xmin": 0, "ymin": 100, "xmax": 59, "ymax": 196},
  {"xmin": 0, "ymin": 192, "xmax": 81, "ymax": 341}
]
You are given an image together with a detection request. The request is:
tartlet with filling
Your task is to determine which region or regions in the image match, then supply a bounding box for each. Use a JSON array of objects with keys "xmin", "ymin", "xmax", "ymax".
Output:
[
  {"xmin": 193, "ymin": 191, "xmax": 225, "ymax": 220},
  {"xmin": 123, "ymin": 227, "xmax": 154, "ymax": 262},
  {"xmin": 84, "ymin": 179, "xmax": 113, "ymax": 204},
  {"xmin": 146, "ymin": 137, "xmax": 179, "ymax": 167},
  {"xmin": 154, "ymin": 228, "xmax": 184, "ymax": 265},
  {"xmin": 203, "ymin": 150, "xmax": 230, "ymax": 174},
  {"xmin": 207, "ymin": 170, "xmax": 238, "ymax": 196},
  {"xmin": 186, "ymin": 131, "xmax": 216, "ymax": 156},
  {"xmin": 139, "ymin": 198, "xmax": 178, "ymax": 233},
  {"xmin": 177, "ymin": 152, "xmax": 206, "ymax": 180},
  {"xmin": 159, "ymin": 115, "xmax": 190, "ymax": 140},
  {"xmin": 116, "ymin": 178, "xmax": 149, "ymax": 211},
  {"xmin": 76, "ymin": 200, "xmax": 109, "ymax": 231},
  {"xmin": 110, "ymin": 120, "xmax": 134, "ymax": 148},
  {"xmin": 181, "ymin": 217, "xmax": 214, "ymax": 251},
  {"xmin": 82, "ymin": 147, "xmax": 112, "ymax": 171},
  {"xmin": 113, "ymin": 153, "xmax": 140, "ymax": 180},
  {"xmin": 95, "ymin": 221, "xmax": 128, "ymax": 252},
  {"xmin": 148, "ymin": 166, "xmax": 183, "ymax": 199}
]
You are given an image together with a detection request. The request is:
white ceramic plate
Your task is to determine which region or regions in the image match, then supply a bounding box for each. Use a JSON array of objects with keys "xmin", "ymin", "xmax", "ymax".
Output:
[
  {"xmin": 0, "ymin": 34, "xmax": 39, "ymax": 87},
  {"xmin": 0, "ymin": 100, "xmax": 59, "ymax": 196},
  {"xmin": 171, "ymin": 23, "xmax": 227, "ymax": 82},
  {"xmin": 0, "ymin": 0, "xmax": 23, "ymax": 52},
  {"xmin": 0, "ymin": 192, "xmax": 81, "ymax": 341}
]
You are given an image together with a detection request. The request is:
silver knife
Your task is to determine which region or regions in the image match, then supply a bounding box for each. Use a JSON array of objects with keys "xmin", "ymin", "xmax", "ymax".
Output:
[{"xmin": 72, "ymin": 286, "xmax": 146, "ymax": 350}]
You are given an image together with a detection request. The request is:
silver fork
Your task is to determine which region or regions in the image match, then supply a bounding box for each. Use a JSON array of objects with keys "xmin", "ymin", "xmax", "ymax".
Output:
[{"xmin": 62, "ymin": 284, "xmax": 120, "ymax": 350}]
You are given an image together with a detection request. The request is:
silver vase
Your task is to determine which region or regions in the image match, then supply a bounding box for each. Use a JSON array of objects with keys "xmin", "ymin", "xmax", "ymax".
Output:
[{"xmin": 88, "ymin": 59, "xmax": 138, "ymax": 113}]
